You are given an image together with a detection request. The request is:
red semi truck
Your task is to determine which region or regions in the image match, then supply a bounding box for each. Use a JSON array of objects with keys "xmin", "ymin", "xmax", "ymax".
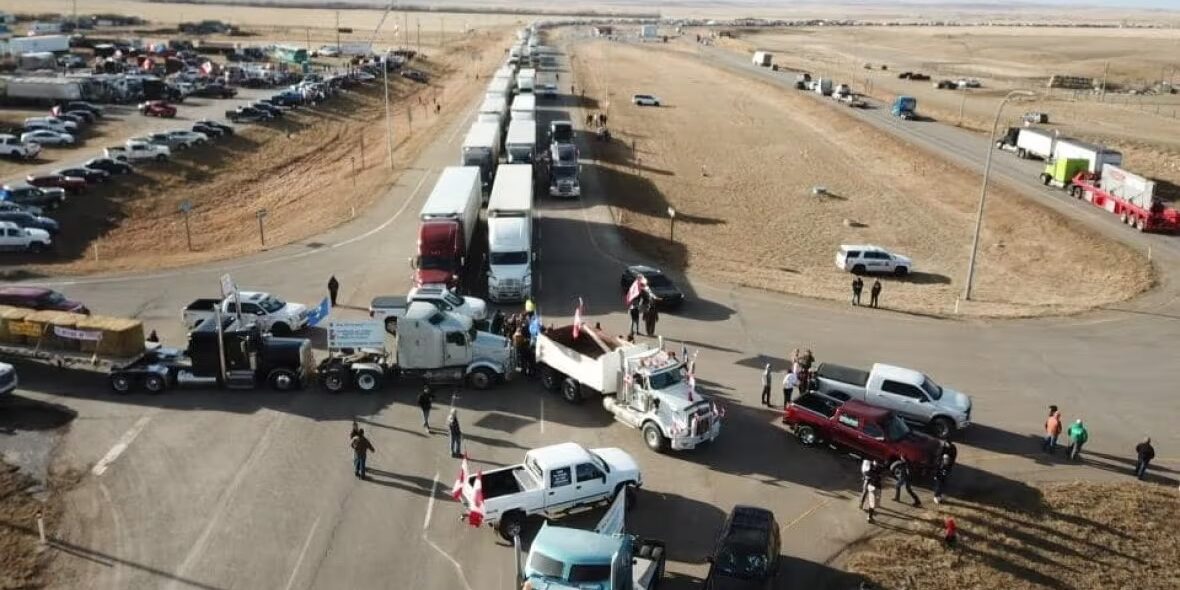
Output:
[
  {"xmin": 412, "ymin": 166, "xmax": 482, "ymax": 290},
  {"xmin": 1069, "ymin": 164, "xmax": 1180, "ymax": 233}
]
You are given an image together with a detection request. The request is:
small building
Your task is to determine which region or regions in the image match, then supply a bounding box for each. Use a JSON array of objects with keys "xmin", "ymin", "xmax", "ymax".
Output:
[
  {"xmin": 592, "ymin": 25, "xmax": 613, "ymax": 38},
  {"xmin": 640, "ymin": 24, "xmax": 658, "ymax": 40}
]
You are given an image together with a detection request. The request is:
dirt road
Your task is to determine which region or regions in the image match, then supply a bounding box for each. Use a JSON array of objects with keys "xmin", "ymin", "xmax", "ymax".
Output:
[{"xmin": 570, "ymin": 40, "xmax": 1151, "ymax": 317}]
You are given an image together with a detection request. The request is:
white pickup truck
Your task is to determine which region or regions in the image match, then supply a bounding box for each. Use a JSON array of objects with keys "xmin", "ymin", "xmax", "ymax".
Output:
[
  {"xmin": 105, "ymin": 140, "xmax": 170, "ymax": 162},
  {"xmin": 460, "ymin": 442, "xmax": 642, "ymax": 541},
  {"xmin": 368, "ymin": 286, "xmax": 487, "ymax": 332},
  {"xmin": 811, "ymin": 362, "xmax": 973, "ymax": 439},
  {"xmin": 0, "ymin": 134, "xmax": 41, "ymax": 160},
  {"xmin": 0, "ymin": 221, "xmax": 52, "ymax": 253},
  {"xmin": 182, "ymin": 291, "xmax": 311, "ymax": 335}
]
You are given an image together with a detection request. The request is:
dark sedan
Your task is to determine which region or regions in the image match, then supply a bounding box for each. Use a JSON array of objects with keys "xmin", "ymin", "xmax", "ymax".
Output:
[
  {"xmin": 26, "ymin": 173, "xmax": 87, "ymax": 194},
  {"xmin": 0, "ymin": 286, "xmax": 89, "ymax": 314},
  {"xmin": 84, "ymin": 157, "xmax": 133, "ymax": 175},
  {"xmin": 619, "ymin": 265, "xmax": 686, "ymax": 309},
  {"xmin": 192, "ymin": 123, "xmax": 226, "ymax": 138},
  {"xmin": 196, "ymin": 120, "xmax": 234, "ymax": 135},
  {"xmin": 0, "ymin": 210, "xmax": 59, "ymax": 235},
  {"xmin": 704, "ymin": 506, "xmax": 781, "ymax": 590},
  {"xmin": 55, "ymin": 167, "xmax": 110, "ymax": 184}
]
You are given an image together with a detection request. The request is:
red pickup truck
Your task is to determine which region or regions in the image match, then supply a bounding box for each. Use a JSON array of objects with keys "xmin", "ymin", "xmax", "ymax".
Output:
[{"xmin": 782, "ymin": 394, "xmax": 941, "ymax": 476}]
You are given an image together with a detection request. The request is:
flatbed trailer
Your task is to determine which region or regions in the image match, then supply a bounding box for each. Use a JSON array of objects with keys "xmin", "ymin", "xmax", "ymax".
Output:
[{"xmin": 1070, "ymin": 172, "xmax": 1180, "ymax": 233}]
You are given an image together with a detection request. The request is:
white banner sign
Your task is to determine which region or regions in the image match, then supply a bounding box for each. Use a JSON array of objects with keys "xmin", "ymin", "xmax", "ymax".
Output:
[
  {"xmin": 594, "ymin": 488, "xmax": 626, "ymax": 536},
  {"xmin": 327, "ymin": 321, "xmax": 385, "ymax": 349},
  {"xmin": 219, "ymin": 273, "xmax": 236, "ymax": 299},
  {"xmin": 53, "ymin": 326, "xmax": 103, "ymax": 341}
]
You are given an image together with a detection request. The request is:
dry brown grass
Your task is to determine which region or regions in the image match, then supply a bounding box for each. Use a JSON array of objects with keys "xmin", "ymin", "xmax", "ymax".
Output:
[
  {"xmin": 841, "ymin": 481, "xmax": 1180, "ymax": 590},
  {"xmin": 0, "ymin": 463, "xmax": 54, "ymax": 590}
]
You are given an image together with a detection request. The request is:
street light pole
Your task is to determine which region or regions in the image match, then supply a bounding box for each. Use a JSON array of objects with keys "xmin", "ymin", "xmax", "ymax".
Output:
[
  {"xmin": 963, "ymin": 90, "xmax": 1035, "ymax": 302},
  {"xmin": 384, "ymin": 58, "xmax": 394, "ymax": 169}
]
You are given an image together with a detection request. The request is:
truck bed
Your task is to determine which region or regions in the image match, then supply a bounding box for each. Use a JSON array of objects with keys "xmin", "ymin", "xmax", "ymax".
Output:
[
  {"xmin": 815, "ymin": 363, "xmax": 869, "ymax": 387},
  {"xmin": 184, "ymin": 298, "xmax": 220, "ymax": 312},
  {"xmin": 475, "ymin": 466, "xmax": 537, "ymax": 500},
  {"xmin": 543, "ymin": 325, "xmax": 623, "ymax": 359}
]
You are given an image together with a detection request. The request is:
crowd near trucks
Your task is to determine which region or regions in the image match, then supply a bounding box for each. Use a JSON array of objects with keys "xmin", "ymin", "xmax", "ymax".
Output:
[{"xmin": 412, "ymin": 166, "xmax": 483, "ymax": 290}]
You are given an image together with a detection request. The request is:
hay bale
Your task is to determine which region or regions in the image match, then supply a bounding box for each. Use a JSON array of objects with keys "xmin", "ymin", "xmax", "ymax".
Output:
[
  {"xmin": 0, "ymin": 305, "xmax": 32, "ymax": 344},
  {"xmin": 23, "ymin": 310, "xmax": 85, "ymax": 351},
  {"xmin": 74, "ymin": 315, "xmax": 145, "ymax": 358}
]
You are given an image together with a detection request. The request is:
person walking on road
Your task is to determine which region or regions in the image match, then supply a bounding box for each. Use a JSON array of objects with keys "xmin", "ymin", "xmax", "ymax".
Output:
[
  {"xmin": 851, "ymin": 276, "xmax": 864, "ymax": 306},
  {"xmin": 350, "ymin": 428, "xmax": 375, "ymax": 479},
  {"xmin": 782, "ymin": 370, "xmax": 800, "ymax": 407},
  {"xmin": 417, "ymin": 386, "xmax": 435, "ymax": 432},
  {"xmin": 1067, "ymin": 419, "xmax": 1089, "ymax": 461},
  {"xmin": 870, "ymin": 280, "xmax": 882, "ymax": 308},
  {"xmin": 628, "ymin": 299, "xmax": 642, "ymax": 336},
  {"xmin": 328, "ymin": 275, "xmax": 340, "ymax": 307},
  {"xmin": 447, "ymin": 409, "xmax": 463, "ymax": 458},
  {"xmin": 1135, "ymin": 437, "xmax": 1155, "ymax": 480},
  {"xmin": 1043, "ymin": 405, "xmax": 1063, "ymax": 454},
  {"xmin": 932, "ymin": 452, "xmax": 953, "ymax": 504},
  {"xmin": 861, "ymin": 459, "xmax": 883, "ymax": 523},
  {"xmin": 642, "ymin": 302, "xmax": 659, "ymax": 336},
  {"xmin": 893, "ymin": 458, "xmax": 921, "ymax": 507},
  {"xmin": 760, "ymin": 364, "xmax": 772, "ymax": 406}
]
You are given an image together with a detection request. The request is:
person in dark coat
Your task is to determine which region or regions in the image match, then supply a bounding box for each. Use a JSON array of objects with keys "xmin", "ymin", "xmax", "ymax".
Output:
[
  {"xmin": 642, "ymin": 302, "xmax": 659, "ymax": 336},
  {"xmin": 870, "ymin": 280, "xmax": 882, "ymax": 308},
  {"xmin": 628, "ymin": 300, "xmax": 642, "ymax": 336},
  {"xmin": 892, "ymin": 458, "xmax": 921, "ymax": 507},
  {"xmin": 851, "ymin": 276, "xmax": 864, "ymax": 306},
  {"xmin": 932, "ymin": 452, "xmax": 953, "ymax": 504},
  {"xmin": 350, "ymin": 428, "xmax": 375, "ymax": 479},
  {"xmin": 489, "ymin": 309, "xmax": 505, "ymax": 336},
  {"xmin": 417, "ymin": 386, "xmax": 434, "ymax": 431},
  {"xmin": 447, "ymin": 409, "xmax": 463, "ymax": 457},
  {"xmin": 1135, "ymin": 437, "xmax": 1155, "ymax": 480},
  {"xmin": 147, "ymin": 330, "xmax": 160, "ymax": 343},
  {"xmin": 327, "ymin": 275, "xmax": 340, "ymax": 307}
]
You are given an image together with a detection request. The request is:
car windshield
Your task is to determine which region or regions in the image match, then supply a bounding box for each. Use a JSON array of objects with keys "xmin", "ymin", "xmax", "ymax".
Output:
[
  {"xmin": 884, "ymin": 414, "xmax": 912, "ymax": 441},
  {"xmin": 713, "ymin": 543, "xmax": 769, "ymax": 579},
  {"xmin": 920, "ymin": 377, "xmax": 943, "ymax": 400},
  {"xmin": 418, "ymin": 255, "xmax": 455, "ymax": 271},
  {"xmin": 640, "ymin": 273, "xmax": 671, "ymax": 288},
  {"xmin": 39, "ymin": 292, "xmax": 66, "ymax": 305},
  {"xmin": 258, "ymin": 296, "xmax": 286, "ymax": 313},
  {"xmin": 647, "ymin": 366, "xmax": 684, "ymax": 390},
  {"xmin": 568, "ymin": 564, "xmax": 611, "ymax": 583},
  {"xmin": 490, "ymin": 251, "xmax": 528, "ymax": 265}
]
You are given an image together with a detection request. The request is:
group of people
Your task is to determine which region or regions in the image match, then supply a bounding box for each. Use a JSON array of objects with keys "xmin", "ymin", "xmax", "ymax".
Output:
[
  {"xmin": 759, "ymin": 348, "xmax": 813, "ymax": 408},
  {"xmin": 349, "ymin": 392, "xmax": 466, "ymax": 480},
  {"xmin": 851, "ymin": 277, "xmax": 883, "ymax": 308},
  {"xmin": 627, "ymin": 289, "xmax": 661, "ymax": 337},
  {"xmin": 1043, "ymin": 405, "xmax": 1156, "ymax": 480},
  {"xmin": 860, "ymin": 441, "xmax": 957, "ymax": 523}
]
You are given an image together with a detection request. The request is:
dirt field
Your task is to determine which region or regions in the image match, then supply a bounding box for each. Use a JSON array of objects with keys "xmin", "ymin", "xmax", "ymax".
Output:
[
  {"xmin": 838, "ymin": 481, "xmax": 1180, "ymax": 590},
  {"xmin": 4, "ymin": 30, "xmax": 507, "ymax": 275},
  {"xmin": 709, "ymin": 26, "xmax": 1180, "ymax": 197},
  {"xmin": 569, "ymin": 40, "xmax": 1151, "ymax": 317}
]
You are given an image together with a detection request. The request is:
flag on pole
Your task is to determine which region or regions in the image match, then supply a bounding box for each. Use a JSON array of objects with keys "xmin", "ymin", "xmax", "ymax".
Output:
[
  {"xmin": 624, "ymin": 277, "xmax": 642, "ymax": 306},
  {"xmin": 450, "ymin": 454, "xmax": 469, "ymax": 501},
  {"xmin": 467, "ymin": 471, "xmax": 486, "ymax": 528},
  {"xmin": 306, "ymin": 296, "xmax": 331, "ymax": 328},
  {"xmin": 50, "ymin": 105, "xmax": 61, "ymax": 117},
  {"xmin": 687, "ymin": 352, "xmax": 698, "ymax": 402},
  {"xmin": 572, "ymin": 297, "xmax": 584, "ymax": 339},
  {"xmin": 200, "ymin": 61, "xmax": 214, "ymax": 75},
  {"xmin": 712, "ymin": 400, "xmax": 726, "ymax": 419}
]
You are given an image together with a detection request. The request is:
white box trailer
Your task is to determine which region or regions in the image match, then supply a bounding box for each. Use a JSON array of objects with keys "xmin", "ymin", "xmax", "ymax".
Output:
[
  {"xmin": 505, "ymin": 119, "xmax": 537, "ymax": 164},
  {"xmin": 487, "ymin": 164, "xmax": 535, "ymax": 302},
  {"xmin": 640, "ymin": 25, "xmax": 658, "ymax": 40},
  {"xmin": 1099, "ymin": 164, "xmax": 1157, "ymax": 209},
  {"xmin": 1053, "ymin": 138, "xmax": 1122, "ymax": 173},
  {"xmin": 8, "ymin": 35, "xmax": 70, "ymax": 54},
  {"xmin": 420, "ymin": 166, "xmax": 483, "ymax": 254},
  {"xmin": 478, "ymin": 94, "xmax": 508, "ymax": 137},
  {"xmin": 486, "ymin": 75, "xmax": 512, "ymax": 101},
  {"xmin": 1014, "ymin": 127, "xmax": 1056, "ymax": 160},
  {"xmin": 516, "ymin": 68, "xmax": 536, "ymax": 94},
  {"xmin": 461, "ymin": 122, "xmax": 502, "ymax": 193},
  {"xmin": 510, "ymin": 93, "xmax": 536, "ymax": 122},
  {"xmin": 752, "ymin": 51, "xmax": 773, "ymax": 67},
  {"xmin": 0, "ymin": 76, "xmax": 84, "ymax": 102},
  {"xmin": 813, "ymin": 78, "xmax": 833, "ymax": 96}
]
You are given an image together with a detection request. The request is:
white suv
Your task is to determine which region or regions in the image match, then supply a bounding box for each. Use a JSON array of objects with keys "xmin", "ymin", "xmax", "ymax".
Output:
[
  {"xmin": 836, "ymin": 244, "xmax": 912, "ymax": 276},
  {"xmin": 632, "ymin": 94, "xmax": 661, "ymax": 107}
]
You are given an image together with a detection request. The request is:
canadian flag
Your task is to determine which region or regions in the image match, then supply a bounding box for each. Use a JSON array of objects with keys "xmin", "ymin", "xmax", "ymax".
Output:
[
  {"xmin": 467, "ymin": 471, "xmax": 486, "ymax": 528},
  {"xmin": 50, "ymin": 105, "xmax": 61, "ymax": 116},
  {"xmin": 450, "ymin": 454, "xmax": 469, "ymax": 501},
  {"xmin": 141, "ymin": 58, "xmax": 153, "ymax": 71},
  {"xmin": 686, "ymin": 353, "xmax": 698, "ymax": 402},
  {"xmin": 624, "ymin": 277, "xmax": 643, "ymax": 306},
  {"xmin": 201, "ymin": 61, "xmax": 214, "ymax": 75},
  {"xmin": 572, "ymin": 297, "xmax": 585, "ymax": 339},
  {"xmin": 712, "ymin": 401, "xmax": 726, "ymax": 418}
]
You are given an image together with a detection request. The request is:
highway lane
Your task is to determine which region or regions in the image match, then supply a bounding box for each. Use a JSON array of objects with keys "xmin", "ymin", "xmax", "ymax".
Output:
[{"xmin": 7, "ymin": 29, "xmax": 1180, "ymax": 590}]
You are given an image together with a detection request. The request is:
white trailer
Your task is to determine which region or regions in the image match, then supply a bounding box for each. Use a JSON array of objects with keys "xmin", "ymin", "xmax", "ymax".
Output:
[
  {"xmin": 1053, "ymin": 138, "xmax": 1122, "ymax": 173},
  {"xmin": 640, "ymin": 25, "xmax": 659, "ymax": 41},
  {"xmin": 535, "ymin": 326, "xmax": 722, "ymax": 453},
  {"xmin": 486, "ymin": 75, "xmax": 512, "ymax": 101},
  {"xmin": 1012, "ymin": 127, "xmax": 1056, "ymax": 160},
  {"xmin": 752, "ymin": 51, "xmax": 773, "ymax": 67},
  {"xmin": 7, "ymin": 35, "xmax": 70, "ymax": 54},
  {"xmin": 510, "ymin": 93, "xmax": 536, "ymax": 123},
  {"xmin": 813, "ymin": 78, "xmax": 833, "ymax": 96},
  {"xmin": 516, "ymin": 68, "xmax": 536, "ymax": 94},
  {"xmin": 420, "ymin": 166, "xmax": 483, "ymax": 254},
  {"xmin": 487, "ymin": 165, "xmax": 535, "ymax": 303},
  {"xmin": 0, "ymin": 77, "xmax": 84, "ymax": 103},
  {"xmin": 478, "ymin": 94, "xmax": 508, "ymax": 131},
  {"xmin": 505, "ymin": 119, "xmax": 537, "ymax": 164},
  {"xmin": 1099, "ymin": 164, "xmax": 1157, "ymax": 209},
  {"xmin": 461, "ymin": 122, "xmax": 502, "ymax": 193}
]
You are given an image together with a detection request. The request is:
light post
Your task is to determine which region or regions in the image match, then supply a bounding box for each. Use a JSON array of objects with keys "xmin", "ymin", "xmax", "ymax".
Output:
[
  {"xmin": 667, "ymin": 207, "xmax": 677, "ymax": 243},
  {"xmin": 256, "ymin": 208, "xmax": 268, "ymax": 246},
  {"xmin": 963, "ymin": 90, "xmax": 1035, "ymax": 301},
  {"xmin": 178, "ymin": 200, "xmax": 193, "ymax": 251}
]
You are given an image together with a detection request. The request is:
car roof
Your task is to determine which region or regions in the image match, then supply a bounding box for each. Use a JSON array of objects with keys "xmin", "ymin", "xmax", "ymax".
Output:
[
  {"xmin": 526, "ymin": 442, "xmax": 594, "ymax": 468},
  {"xmin": 0, "ymin": 286, "xmax": 52, "ymax": 297},
  {"xmin": 840, "ymin": 244, "xmax": 887, "ymax": 253},
  {"xmin": 626, "ymin": 265, "xmax": 663, "ymax": 276},
  {"xmin": 531, "ymin": 523, "xmax": 622, "ymax": 565}
]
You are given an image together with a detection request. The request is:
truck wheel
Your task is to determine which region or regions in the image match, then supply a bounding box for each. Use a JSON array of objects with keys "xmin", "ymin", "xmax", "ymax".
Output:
[
  {"xmin": 27, "ymin": 242, "xmax": 47, "ymax": 253},
  {"xmin": 642, "ymin": 422, "xmax": 668, "ymax": 453},
  {"xmin": 1120, "ymin": 212, "xmax": 1129, "ymax": 225},
  {"xmin": 1040, "ymin": 173, "xmax": 1051, "ymax": 186},
  {"xmin": 321, "ymin": 369, "xmax": 347, "ymax": 393},
  {"xmin": 269, "ymin": 369, "xmax": 297, "ymax": 391},
  {"xmin": 1134, "ymin": 217, "xmax": 1145, "ymax": 232},
  {"xmin": 155, "ymin": 154, "xmax": 167, "ymax": 162},
  {"xmin": 561, "ymin": 378, "xmax": 584, "ymax": 404},
  {"xmin": 796, "ymin": 425, "xmax": 819, "ymax": 446},
  {"xmin": 143, "ymin": 374, "xmax": 166, "ymax": 394},
  {"xmin": 110, "ymin": 374, "xmax": 134, "ymax": 394},
  {"xmin": 270, "ymin": 323, "xmax": 291, "ymax": 336},
  {"xmin": 930, "ymin": 417, "xmax": 954, "ymax": 440},
  {"xmin": 355, "ymin": 370, "xmax": 382, "ymax": 392},
  {"xmin": 540, "ymin": 366, "xmax": 561, "ymax": 392},
  {"xmin": 467, "ymin": 367, "xmax": 495, "ymax": 390},
  {"xmin": 496, "ymin": 511, "xmax": 525, "ymax": 541},
  {"xmin": 1070, "ymin": 186, "xmax": 1082, "ymax": 199},
  {"xmin": 1017, "ymin": 148, "xmax": 1027, "ymax": 159},
  {"xmin": 894, "ymin": 266, "xmax": 909, "ymax": 277},
  {"xmin": 851, "ymin": 264, "xmax": 865, "ymax": 275}
]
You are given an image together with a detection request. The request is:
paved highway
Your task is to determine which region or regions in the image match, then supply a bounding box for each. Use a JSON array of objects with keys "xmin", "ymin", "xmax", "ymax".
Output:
[{"xmin": 4, "ymin": 29, "xmax": 1180, "ymax": 590}]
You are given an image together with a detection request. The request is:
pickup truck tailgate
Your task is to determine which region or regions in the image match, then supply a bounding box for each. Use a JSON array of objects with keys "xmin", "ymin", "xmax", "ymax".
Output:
[{"xmin": 815, "ymin": 363, "xmax": 869, "ymax": 387}]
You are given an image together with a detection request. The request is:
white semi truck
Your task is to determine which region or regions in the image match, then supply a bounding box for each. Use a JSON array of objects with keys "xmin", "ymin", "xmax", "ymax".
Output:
[
  {"xmin": 516, "ymin": 68, "xmax": 536, "ymax": 94},
  {"xmin": 505, "ymin": 119, "xmax": 537, "ymax": 164},
  {"xmin": 536, "ymin": 325, "xmax": 723, "ymax": 453},
  {"xmin": 510, "ymin": 93, "xmax": 536, "ymax": 123},
  {"xmin": 461, "ymin": 122, "xmax": 502, "ymax": 193},
  {"xmin": 486, "ymin": 164, "xmax": 535, "ymax": 302}
]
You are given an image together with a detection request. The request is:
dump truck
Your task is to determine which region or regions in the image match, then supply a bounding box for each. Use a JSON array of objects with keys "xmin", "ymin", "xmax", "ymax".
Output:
[
  {"xmin": 1068, "ymin": 164, "xmax": 1180, "ymax": 233},
  {"xmin": 535, "ymin": 325, "xmax": 722, "ymax": 453}
]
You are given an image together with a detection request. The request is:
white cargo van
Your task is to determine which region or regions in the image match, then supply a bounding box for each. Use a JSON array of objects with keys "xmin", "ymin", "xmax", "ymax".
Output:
[{"xmin": 486, "ymin": 165, "xmax": 535, "ymax": 302}]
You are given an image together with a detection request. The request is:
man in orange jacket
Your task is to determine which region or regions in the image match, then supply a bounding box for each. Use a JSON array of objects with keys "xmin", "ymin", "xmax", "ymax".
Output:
[{"xmin": 1043, "ymin": 405, "xmax": 1063, "ymax": 455}]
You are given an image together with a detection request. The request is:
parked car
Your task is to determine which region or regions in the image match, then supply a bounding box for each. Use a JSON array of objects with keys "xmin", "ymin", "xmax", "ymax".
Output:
[
  {"xmin": 137, "ymin": 133, "xmax": 189, "ymax": 151},
  {"xmin": 166, "ymin": 130, "xmax": 209, "ymax": 146},
  {"xmin": 83, "ymin": 157, "xmax": 133, "ymax": 175},
  {"xmin": 704, "ymin": 506, "xmax": 781, "ymax": 590},
  {"xmin": 55, "ymin": 166, "xmax": 110, "ymax": 184},
  {"xmin": 0, "ymin": 221, "xmax": 52, "ymax": 253},
  {"xmin": 0, "ymin": 134, "xmax": 42, "ymax": 160},
  {"xmin": 226, "ymin": 106, "xmax": 272, "ymax": 123},
  {"xmin": 0, "ymin": 363, "xmax": 15, "ymax": 396},
  {"xmin": 26, "ymin": 173, "xmax": 87, "ymax": 194},
  {"xmin": 0, "ymin": 211, "xmax": 59, "ymax": 235},
  {"xmin": 0, "ymin": 201, "xmax": 43, "ymax": 216},
  {"xmin": 105, "ymin": 141, "xmax": 170, "ymax": 162},
  {"xmin": 25, "ymin": 117, "xmax": 77, "ymax": 133},
  {"xmin": 632, "ymin": 94, "xmax": 661, "ymax": 106},
  {"xmin": 139, "ymin": 101, "xmax": 177, "ymax": 118},
  {"xmin": 0, "ymin": 286, "xmax": 87, "ymax": 313},
  {"xmin": 2, "ymin": 184, "xmax": 67, "ymax": 209},
  {"xmin": 619, "ymin": 265, "xmax": 685, "ymax": 309},
  {"xmin": 191, "ymin": 83, "xmax": 237, "ymax": 98},
  {"xmin": 835, "ymin": 244, "xmax": 912, "ymax": 276},
  {"xmin": 61, "ymin": 101, "xmax": 103, "ymax": 117},
  {"xmin": 20, "ymin": 129, "xmax": 75, "ymax": 146},
  {"xmin": 400, "ymin": 69, "xmax": 429, "ymax": 83},
  {"xmin": 250, "ymin": 102, "xmax": 283, "ymax": 118},
  {"xmin": 64, "ymin": 109, "xmax": 96, "ymax": 124},
  {"xmin": 195, "ymin": 120, "xmax": 233, "ymax": 135},
  {"xmin": 192, "ymin": 122, "xmax": 226, "ymax": 137}
]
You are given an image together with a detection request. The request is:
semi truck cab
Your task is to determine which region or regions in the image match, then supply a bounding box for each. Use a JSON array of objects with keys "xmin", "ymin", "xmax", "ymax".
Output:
[{"xmin": 413, "ymin": 220, "xmax": 464, "ymax": 289}]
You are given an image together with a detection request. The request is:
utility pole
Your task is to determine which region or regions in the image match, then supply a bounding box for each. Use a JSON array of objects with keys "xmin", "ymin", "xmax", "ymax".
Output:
[
  {"xmin": 440, "ymin": 17, "xmax": 444, "ymax": 48},
  {"xmin": 403, "ymin": 12, "xmax": 408, "ymax": 51},
  {"xmin": 416, "ymin": 19, "xmax": 421, "ymax": 56},
  {"xmin": 72, "ymin": 0, "xmax": 77, "ymax": 25},
  {"xmin": 1100, "ymin": 61, "xmax": 1109, "ymax": 102},
  {"xmin": 336, "ymin": 11, "xmax": 341, "ymax": 51},
  {"xmin": 305, "ymin": 28, "xmax": 311, "ymax": 52},
  {"xmin": 384, "ymin": 61, "xmax": 394, "ymax": 169}
]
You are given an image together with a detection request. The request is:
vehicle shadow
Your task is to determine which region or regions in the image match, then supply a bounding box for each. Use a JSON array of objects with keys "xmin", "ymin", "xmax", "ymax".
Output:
[
  {"xmin": 779, "ymin": 553, "xmax": 867, "ymax": 589},
  {"xmin": 0, "ymin": 394, "xmax": 77, "ymax": 434}
]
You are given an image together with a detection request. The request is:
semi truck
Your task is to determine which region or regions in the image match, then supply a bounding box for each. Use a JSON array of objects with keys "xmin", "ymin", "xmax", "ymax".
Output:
[
  {"xmin": 461, "ymin": 122, "xmax": 502, "ymax": 193},
  {"xmin": 752, "ymin": 50, "xmax": 773, "ymax": 67},
  {"xmin": 1039, "ymin": 157, "xmax": 1090, "ymax": 190},
  {"xmin": 1068, "ymin": 164, "xmax": 1180, "ymax": 233},
  {"xmin": 412, "ymin": 166, "xmax": 482, "ymax": 290},
  {"xmin": 486, "ymin": 164, "xmax": 535, "ymax": 303},
  {"xmin": 515, "ymin": 67, "xmax": 536, "ymax": 94},
  {"xmin": 813, "ymin": 78, "xmax": 833, "ymax": 96},
  {"xmin": 891, "ymin": 96, "xmax": 917, "ymax": 119},
  {"xmin": 486, "ymin": 75, "xmax": 512, "ymax": 102},
  {"xmin": 505, "ymin": 119, "xmax": 537, "ymax": 164},
  {"xmin": 536, "ymin": 325, "xmax": 722, "ymax": 453},
  {"xmin": 7, "ymin": 35, "xmax": 70, "ymax": 54},
  {"xmin": 0, "ymin": 77, "xmax": 85, "ymax": 105},
  {"xmin": 995, "ymin": 126, "xmax": 1055, "ymax": 160},
  {"xmin": 1052, "ymin": 138, "xmax": 1122, "ymax": 173},
  {"xmin": 510, "ymin": 92, "xmax": 536, "ymax": 123}
]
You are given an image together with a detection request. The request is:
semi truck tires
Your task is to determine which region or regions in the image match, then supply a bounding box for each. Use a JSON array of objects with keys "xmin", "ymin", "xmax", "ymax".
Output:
[
  {"xmin": 321, "ymin": 369, "xmax": 346, "ymax": 393},
  {"xmin": 561, "ymin": 378, "xmax": 583, "ymax": 404},
  {"xmin": 643, "ymin": 422, "xmax": 668, "ymax": 453},
  {"xmin": 467, "ymin": 367, "xmax": 495, "ymax": 390},
  {"xmin": 143, "ymin": 374, "xmax": 166, "ymax": 394},
  {"xmin": 540, "ymin": 366, "xmax": 562, "ymax": 392},
  {"xmin": 269, "ymin": 369, "xmax": 297, "ymax": 391},
  {"xmin": 270, "ymin": 322, "xmax": 291, "ymax": 336},
  {"xmin": 110, "ymin": 374, "xmax": 133, "ymax": 394},
  {"xmin": 355, "ymin": 370, "xmax": 382, "ymax": 392}
]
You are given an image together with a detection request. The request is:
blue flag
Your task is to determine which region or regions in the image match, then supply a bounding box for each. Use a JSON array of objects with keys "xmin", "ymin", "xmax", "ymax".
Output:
[
  {"xmin": 306, "ymin": 296, "xmax": 331, "ymax": 328},
  {"xmin": 528, "ymin": 312, "xmax": 542, "ymax": 338}
]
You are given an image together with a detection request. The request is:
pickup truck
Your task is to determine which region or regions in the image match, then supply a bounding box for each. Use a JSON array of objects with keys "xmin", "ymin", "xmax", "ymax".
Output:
[
  {"xmin": 183, "ymin": 291, "xmax": 311, "ymax": 335},
  {"xmin": 0, "ymin": 134, "xmax": 41, "ymax": 160},
  {"xmin": 811, "ymin": 362, "xmax": 971, "ymax": 439},
  {"xmin": 0, "ymin": 221, "xmax": 52, "ymax": 253},
  {"xmin": 368, "ymin": 286, "xmax": 487, "ymax": 332},
  {"xmin": 459, "ymin": 442, "xmax": 642, "ymax": 541},
  {"xmin": 105, "ymin": 140, "xmax": 170, "ymax": 162},
  {"xmin": 782, "ymin": 394, "xmax": 941, "ymax": 478}
]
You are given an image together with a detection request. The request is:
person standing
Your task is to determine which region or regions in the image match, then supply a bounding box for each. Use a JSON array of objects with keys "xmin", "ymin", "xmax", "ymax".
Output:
[
  {"xmin": 782, "ymin": 370, "xmax": 800, "ymax": 407},
  {"xmin": 327, "ymin": 275, "xmax": 340, "ymax": 307},
  {"xmin": 513, "ymin": 327, "xmax": 531, "ymax": 376},
  {"xmin": 870, "ymin": 280, "xmax": 882, "ymax": 308},
  {"xmin": 760, "ymin": 364, "xmax": 772, "ymax": 407},
  {"xmin": 862, "ymin": 460, "xmax": 883, "ymax": 523},
  {"xmin": 628, "ymin": 299, "xmax": 642, "ymax": 336},
  {"xmin": 447, "ymin": 409, "xmax": 463, "ymax": 458},
  {"xmin": 1043, "ymin": 405, "xmax": 1063, "ymax": 454},
  {"xmin": 1135, "ymin": 437, "xmax": 1155, "ymax": 480},
  {"xmin": 892, "ymin": 458, "xmax": 921, "ymax": 507},
  {"xmin": 350, "ymin": 428, "xmax": 375, "ymax": 479},
  {"xmin": 851, "ymin": 276, "xmax": 864, "ymax": 306},
  {"xmin": 932, "ymin": 452, "xmax": 953, "ymax": 504},
  {"xmin": 642, "ymin": 302, "xmax": 659, "ymax": 337},
  {"xmin": 1067, "ymin": 419, "xmax": 1089, "ymax": 461},
  {"xmin": 490, "ymin": 309, "xmax": 505, "ymax": 336},
  {"xmin": 417, "ymin": 386, "xmax": 434, "ymax": 432}
]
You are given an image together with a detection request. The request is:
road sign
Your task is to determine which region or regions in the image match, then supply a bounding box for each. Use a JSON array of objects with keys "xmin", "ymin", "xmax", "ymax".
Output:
[
  {"xmin": 327, "ymin": 321, "xmax": 385, "ymax": 349},
  {"xmin": 179, "ymin": 200, "xmax": 193, "ymax": 214}
]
